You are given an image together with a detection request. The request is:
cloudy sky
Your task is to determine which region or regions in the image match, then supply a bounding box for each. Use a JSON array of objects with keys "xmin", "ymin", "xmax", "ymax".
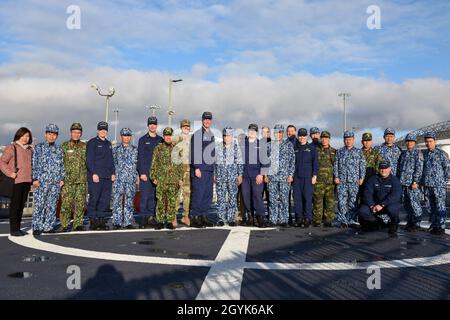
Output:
[{"xmin": 0, "ymin": 0, "xmax": 449, "ymax": 145}]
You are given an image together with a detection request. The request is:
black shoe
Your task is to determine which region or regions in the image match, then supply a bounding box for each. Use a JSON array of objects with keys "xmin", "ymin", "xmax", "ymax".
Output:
[
  {"xmin": 166, "ymin": 222, "xmax": 175, "ymax": 230},
  {"xmin": 73, "ymin": 226, "xmax": 85, "ymax": 232},
  {"xmin": 294, "ymin": 218, "xmax": 303, "ymax": 228},
  {"xmin": 139, "ymin": 217, "xmax": 147, "ymax": 229},
  {"xmin": 89, "ymin": 218, "xmax": 99, "ymax": 230},
  {"xmin": 216, "ymin": 221, "xmax": 225, "ymax": 227},
  {"xmin": 280, "ymin": 223, "xmax": 289, "ymax": 228},
  {"xmin": 19, "ymin": 230, "xmax": 28, "ymax": 236},
  {"xmin": 246, "ymin": 216, "xmax": 254, "ymax": 227},
  {"xmin": 98, "ymin": 218, "xmax": 109, "ymax": 230},
  {"xmin": 10, "ymin": 231, "xmax": 25, "ymax": 237},
  {"xmin": 33, "ymin": 230, "xmax": 42, "ymax": 236},
  {"xmin": 404, "ymin": 224, "xmax": 419, "ymax": 232},
  {"xmin": 388, "ymin": 223, "xmax": 398, "ymax": 237},
  {"xmin": 312, "ymin": 222, "xmax": 321, "ymax": 227},
  {"xmin": 191, "ymin": 216, "xmax": 203, "ymax": 228},
  {"xmin": 256, "ymin": 216, "xmax": 266, "ymax": 228},
  {"xmin": 113, "ymin": 225, "xmax": 122, "ymax": 230},
  {"xmin": 266, "ymin": 222, "xmax": 276, "ymax": 228},
  {"xmin": 54, "ymin": 226, "xmax": 65, "ymax": 233},
  {"xmin": 303, "ymin": 220, "xmax": 311, "ymax": 228},
  {"xmin": 125, "ymin": 224, "xmax": 135, "ymax": 229},
  {"xmin": 323, "ymin": 222, "xmax": 333, "ymax": 228},
  {"xmin": 201, "ymin": 216, "xmax": 213, "ymax": 227},
  {"xmin": 430, "ymin": 227, "xmax": 445, "ymax": 236},
  {"xmin": 147, "ymin": 216, "xmax": 157, "ymax": 228},
  {"xmin": 229, "ymin": 221, "xmax": 236, "ymax": 227},
  {"xmin": 155, "ymin": 222, "xmax": 164, "ymax": 230},
  {"xmin": 339, "ymin": 223, "xmax": 348, "ymax": 229},
  {"xmin": 43, "ymin": 229, "xmax": 57, "ymax": 234}
]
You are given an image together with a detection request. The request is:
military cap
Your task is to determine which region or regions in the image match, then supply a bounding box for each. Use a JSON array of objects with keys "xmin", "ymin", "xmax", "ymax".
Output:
[
  {"xmin": 424, "ymin": 131, "xmax": 436, "ymax": 140},
  {"xmin": 298, "ymin": 128, "xmax": 308, "ymax": 137},
  {"xmin": 248, "ymin": 123, "xmax": 258, "ymax": 132},
  {"xmin": 310, "ymin": 127, "xmax": 320, "ymax": 135},
  {"xmin": 70, "ymin": 123, "xmax": 83, "ymax": 132},
  {"xmin": 202, "ymin": 112, "xmax": 213, "ymax": 120},
  {"xmin": 97, "ymin": 121, "xmax": 108, "ymax": 131},
  {"xmin": 120, "ymin": 128, "xmax": 133, "ymax": 136},
  {"xmin": 320, "ymin": 131, "xmax": 331, "ymax": 138},
  {"xmin": 223, "ymin": 126, "xmax": 233, "ymax": 136},
  {"xmin": 45, "ymin": 124, "xmax": 59, "ymax": 134},
  {"xmin": 180, "ymin": 119, "xmax": 191, "ymax": 128},
  {"xmin": 343, "ymin": 130, "xmax": 354, "ymax": 138},
  {"xmin": 273, "ymin": 124, "xmax": 284, "ymax": 133},
  {"xmin": 163, "ymin": 127, "xmax": 173, "ymax": 136},
  {"xmin": 379, "ymin": 160, "xmax": 391, "ymax": 169},
  {"xmin": 384, "ymin": 128, "xmax": 396, "ymax": 136},
  {"xmin": 362, "ymin": 132, "xmax": 372, "ymax": 141},
  {"xmin": 405, "ymin": 133, "xmax": 417, "ymax": 142},
  {"xmin": 147, "ymin": 116, "xmax": 158, "ymax": 125}
]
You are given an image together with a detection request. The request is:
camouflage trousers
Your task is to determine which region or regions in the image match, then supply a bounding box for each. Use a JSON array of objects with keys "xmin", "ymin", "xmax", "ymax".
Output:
[
  {"xmin": 313, "ymin": 183, "xmax": 335, "ymax": 224},
  {"xmin": 424, "ymin": 187, "xmax": 447, "ymax": 229},
  {"xmin": 216, "ymin": 176, "xmax": 238, "ymax": 223},
  {"xmin": 60, "ymin": 183, "xmax": 86, "ymax": 229},
  {"xmin": 156, "ymin": 184, "xmax": 180, "ymax": 223},
  {"xmin": 336, "ymin": 183, "xmax": 359, "ymax": 225},
  {"xmin": 112, "ymin": 180, "xmax": 136, "ymax": 227},
  {"xmin": 180, "ymin": 169, "xmax": 191, "ymax": 218},
  {"xmin": 32, "ymin": 183, "xmax": 60, "ymax": 232},
  {"xmin": 268, "ymin": 180, "xmax": 290, "ymax": 224},
  {"xmin": 401, "ymin": 186, "xmax": 423, "ymax": 226}
]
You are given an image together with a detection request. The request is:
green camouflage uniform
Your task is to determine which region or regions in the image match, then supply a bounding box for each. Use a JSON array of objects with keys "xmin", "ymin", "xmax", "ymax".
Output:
[
  {"xmin": 362, "ymin": 148, "xmax": 382, "ymax": 180},
  {"xmin": 313, "ymin": 144, "xmax": 336, "ymax": 224},
  {"xmin": 172, "ymin": 133, "xmax": 191, "ymax": 217},
  {"xmin": 60, "ymin": 140, "xmax": 87, "ymax": 229},
  {"xmin": 150, "ymin": 140, "xmax": 183, "ymax": 223}
]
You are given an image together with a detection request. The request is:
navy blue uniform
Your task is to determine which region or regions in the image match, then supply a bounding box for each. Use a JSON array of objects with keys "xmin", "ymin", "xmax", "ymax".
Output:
[
  {"xmin": 190, "ymin": 127, "xmax": 215, "ymax": 217},
  {"xmin": 293, "ymin": 142, "xmax": 319, "ymax": 222},
  {"xmin": 358, "ymin": 173, "xmax": 401, "ymax": 225},
  {"xmin": 241, "ymin": 138, "xmax": 270, "ymax": 217},
  {"xmin": 86, "ymin": 137, "xmax": 115, "ymax": 217},
  {"xmin": 137, "ymin": 133, "xmax": 163, "ymax": 217}
]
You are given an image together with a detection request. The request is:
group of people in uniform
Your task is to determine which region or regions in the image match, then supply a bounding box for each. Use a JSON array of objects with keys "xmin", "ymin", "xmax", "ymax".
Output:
[{"xmin": 22, "ymin": 111, "xmax": 450, "ymax": 237}]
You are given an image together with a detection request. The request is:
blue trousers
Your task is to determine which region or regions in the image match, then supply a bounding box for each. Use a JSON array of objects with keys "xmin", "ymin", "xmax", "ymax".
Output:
[
  {"xmin": 424, "ymin": 187, "xmax": 447, "ymax": 229},
  {"xmin": 402, "ymin": 186, "xmax": 423, "ymax": 226},
  {"xmin": 87, "ymin": 178, "xmax": 112, "ymax": 218},
  {"xmin": 113, "ymin": 180, "xmax": 136, "ymax": 226},
  {"xmin": 139, "ymin": 179, "xmax": 157, "ymax": 217},
  {"xmin": 268, "ymin": 180, "xmax": 290, "ymax": 224},
  {"xmin": 293, "ymin": 177, "xmax": 314, "ymax": 221},
  {"xmin": 358, "ymin": 203, "xmax": 400, "ymax": 224},
  {"xmin": 190, "ymin": 170, "xmax": 213, "ymax": 217},
  {"xmin": 336, "ymin": 183, "xmax": 359, "ymax": 224},
  {"xmin": 241, "ymin": 177, "xmax": 265, "ymax": 216},
  {"xmin": 216, "ymin": 176, "xmax": 238, "ymax": 223},
  {"xmin": 32, "ymin": 183, "xmax": 60, "ymax": 232}
]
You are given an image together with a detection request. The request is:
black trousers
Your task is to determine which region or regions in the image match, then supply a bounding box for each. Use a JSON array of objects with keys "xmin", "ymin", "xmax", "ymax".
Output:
[{"xmin": 9, "ymin": 182, "xmax": 31, "ymax": 233}]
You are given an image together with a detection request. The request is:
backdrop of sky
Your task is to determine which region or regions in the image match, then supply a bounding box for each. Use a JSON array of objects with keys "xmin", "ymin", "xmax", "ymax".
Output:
[{"xmin": 0, "ymin": 0, "xmax": 449, "ymax": 145}]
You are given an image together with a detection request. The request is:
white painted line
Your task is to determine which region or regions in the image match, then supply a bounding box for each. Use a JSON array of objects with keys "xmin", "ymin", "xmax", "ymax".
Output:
[
  {"xmin": 0, "ymin": 234, "xmax": 10, "ymax": 237},
  {"xmin": 196, "ymin": 228, "xmax": 251, "ymax": 300},
  {"xmin": 8, "ymin": 234, "xmax": 214, "ymax": 267}
]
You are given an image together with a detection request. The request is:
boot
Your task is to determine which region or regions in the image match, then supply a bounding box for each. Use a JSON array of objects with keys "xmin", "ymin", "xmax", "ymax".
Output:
[
  {"xmin": 139, "ymin": 216, "xmax": 148, "ymax": 229},
  {"xmin": 98, "ymin": 218, "xmax": 109, "ymax": 231},
  {"xmin": 191, "ymin": 216, "xmax": 203, "ymax": 228},
  {"xmin": 246, "ymin": 215, "xmax": 254, "ymax": 227},
  {"xmin": 155, "ymin": 222, "xmax": 164, "ymax": 230},
  {"xmin": 147, "ymin": 216, "xmax": 157, "ymax": 228},
  {"xmin": 89, "ymin": 218, "xmax": 98, "ymax": 230},
  {"xmin": 256, "ymin": 215, "xmax": 266, "ymax": 228},
  {"xmin": 388, "ymin": 223, "xmax": 398, "ymax": 237},
  {"xmin": 166, "ymin": 222, "xmax": 175, "ymax": 230},
  {"xmin": 201, "ymin": 215, "xmax": 213, "ymax": 227}
]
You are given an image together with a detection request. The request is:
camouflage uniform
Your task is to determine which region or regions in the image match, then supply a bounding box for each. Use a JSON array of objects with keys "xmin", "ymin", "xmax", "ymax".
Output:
[
  {"xmin": 172, "ymin": 119, "xmax": 192, "ymax": 221},
  {"xmin": 334, "ymin": 132, "xmax": 366, "ymax": 225},
  {"xmin": 60, "ymin": 134, "xmax": 87, "ymax": 230},
  {"xmin": 398, "ymin": 135, "xmax": 424, "ymax": 227},
  {"xmin": 32, "ymin": 124, "xmax": 65, "ymax": 232},
  {"xmin": 112, "ymin": 128, "xmax": 138, "ymax": 227},
  {"xmin": 421, "ymin": 133, "xmax": 450, "ymax": 230},
  {"xmin": 150, "ymin": 128, "xmax": 183, "ymax": 224},
  {"xmin": 313, "ymin": 138, "xmax": 336, "ymax": 225},
  {"xmin": 267, "ymin": 134, "xmax": 295, "ymax": 225},
  {"xmin": 215, "ymin": 136, "xmax": 243, "ymax": 224},
  {"xmin": 362, "ymin": 148, "xmax": 382, "ymax": 180},
  {"xmin": 375, "ymin": 129, "xmax": 402, "ymax": 176}
]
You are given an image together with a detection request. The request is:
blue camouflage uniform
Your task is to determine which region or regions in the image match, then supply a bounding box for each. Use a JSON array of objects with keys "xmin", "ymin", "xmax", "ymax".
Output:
[
  {"xmin": 137, "ymin": 117, "xmax": 163, "ymax": 218},
  {"xmin": 190, "ymin": 114, "xmax": 216, "ymax": 218},
  {"xmin": 374, "ymin": 128, "xmax": 402, "ymax": 176},
  {"xmin": 112, "ymin": 128, "xmax": 138, "ymax": 227},
  {"xmin": 267, "ymin": 125, "xmax": 295, "ymax": 225},
  {"xmin": 215, "ymin": 129, "xmax": 243, "ymax": 224},
  {"xmin": 421, "ymin": 132, "xmax": 450, "ymax": 230},
  {"xmin": 32, "ymin": 124, "xmax": 65, "ymax": 232},
  {"xmin": 86, "ymin": 122, "xmax": 115, "ymax": 218},
  {"xmin": 334, "ymin": 131, "xmax": 366, "ymax": 225},
  {"xmin": 293, "ymin": 128, "xmax": 319, "ymax": 223},
  {"xmin": 397, "ymin": 133, "xmax": 424, "ymax": 227}
]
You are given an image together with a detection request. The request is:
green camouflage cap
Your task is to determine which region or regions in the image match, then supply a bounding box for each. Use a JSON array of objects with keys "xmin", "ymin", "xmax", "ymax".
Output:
[
  {"xmin": 362, "ymin": 132, "xmax": 373, "ymax": 141},
  {"xmin": 320, "ymin": 131, "xmax": 331, "ymax": 138},
  {"xmin": 180, "ymin": 119, "xmax": 191, "ymax": 128},
  {"xmin": 163, "ymin": 127, "xmax": 174, "ymax": 136}
]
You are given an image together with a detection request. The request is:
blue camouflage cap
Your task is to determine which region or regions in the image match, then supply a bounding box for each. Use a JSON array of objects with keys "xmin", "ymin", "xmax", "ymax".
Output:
[
  {"xmin": 222, "ymin": 126, "xmax": 233, "ymax": 136},
  {"xmin": 273, "ymin": 124, "xmax": 284, "ymax": 133},
  {"xmin": 343, "ymin": 130, "xmax": 354, "ymax": 138},
  {"xmin": 405, "ymin": 133, "xmax": 417, "ymax": 142},
  {"xmin": 298, "ymin": 128, "xmax": 308, "ymax": 136},
  {"xmin": 120, "ymin": 128, "xmax": 133, "ymax": 136},
  {"xmin": 384, "ymin": 128, "xmax": 396, "ymax": 136},
  {"xmin": 424, "ymin": 131, "xmax": 436, "ymax": 140},
  {"xmin": 310, "ymin": 127, "xmax": 320, "ymax": 135},
  {"xmin": 97, "ymin": 121, "xmax": 108, "ymax": 131},
  {"xmin": 45, "ymin": 123, "xmax": 59, "ymax": 134}
]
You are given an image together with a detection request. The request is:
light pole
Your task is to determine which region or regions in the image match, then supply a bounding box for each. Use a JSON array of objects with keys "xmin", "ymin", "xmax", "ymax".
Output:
[
  {"xmin": 91, "ymin": 83, "xmax": 115, "ymax": 123},
  {"xmin": 145, "ymin": 105, "xmax": 161, "ymax": 117},
  {"xmin": 338, "ymin": 92, "xmax": 351, "ymax": 132},
  {"xmin": 168, "ymin": 79, "xmax": 182, "ymax": 127},
  {"xmin": 113, "ymin": 108, "xmax": 120, "ymax": 144}
]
